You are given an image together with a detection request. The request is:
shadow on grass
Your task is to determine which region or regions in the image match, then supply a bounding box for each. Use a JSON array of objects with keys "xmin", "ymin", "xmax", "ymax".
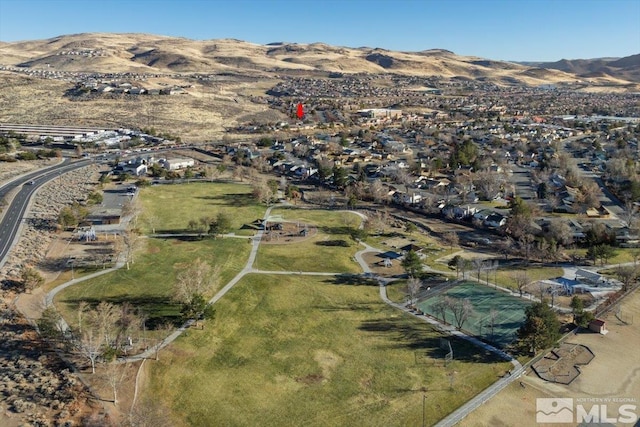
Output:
[
  {"xmin": 323, "ymin": 274, "xmax": 379, "ymax": 286},
  {"xmin": 315, "ymin": 239, "xmax": 350, "ymax": 247},
  {"xmin": 152, "ymin": 232, "xmax": 212, "ymax": 242},
  {"xmin": 155, "ymin": 228, "xmax": 190, "ymax": 234},
  {"xmin": 195, "ymin": 193, "xmax": 255, "ymax": 206},
  {"xmin": 312, "ymin": 301, "xmax": 381, "ymax": 312},
  {"xmin": 319, "ymin": 226, "xmax": 356, "ymax": 235},
  {"xmin": 358, "ymin": 317, "xmax": 504, "ymax": 363}
]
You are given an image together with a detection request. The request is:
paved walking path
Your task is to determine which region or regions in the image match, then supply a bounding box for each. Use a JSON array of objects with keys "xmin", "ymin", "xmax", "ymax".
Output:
[
  {"xmin": 125, "ymin": 204, "xmax": 278, "ymax": 360},
  {"xmin": 377, "ymin": 283, "xmax": 524, "ymax": 427},
  {"xmin": 40, "ymin": 205, "xmax": 626, "ymax": 424},
  {"xmin": 352, "ymin": 239, "xmax": 525, "ymax": 426}
]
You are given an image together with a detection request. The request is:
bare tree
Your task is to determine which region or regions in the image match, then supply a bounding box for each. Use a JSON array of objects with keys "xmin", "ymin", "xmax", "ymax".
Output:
[
  {"xmin": 145, "ymin": 214, "xmax": 160, "ymax": 234},
  {"xmin": 341, "ymin": 212, "xmax": 359, "ymax": 228},
  {"xmin": 91, "ymin": 301, "xmax": 120, "ymax": 349},
  {"xmin": 348, "ymin": 181, "xmax": 368, "ymax": 202},
  {"xmin": 251, "ymin": 155, "xmax": 271, "ymax": 174},
  {"xmin": 120, "ymin": 227, "xmax": 143, "ymax": 270},
  {"xmin": 433, "ymin": 296, "xmax": 449, "ymax": 323},
  {"xmin": 458, "ymin": 257, "xmax": 471, "ymax": 279},
  {"xmin": 444, "ymin": 231, "xmax": 459, "ymax": 251},
  {"xmin": 103, "ymin": 360, "xmax": 127, "ymax": 405},
  {"xmin": 489, "ymin": 307, "xmax": 499, "ymax": 338},
  {"xmin": 122, "ymin": 197, "xmax": 142, "ymax": 227},
  {"xmin": 547, "ymin": 219, "xmax": 573, "ymax": 247},
  {"xmin": 484, "ymin": 260, "xmax": 497, "ymax": 285},
  {"xmin": 473, "ymin": 170, "xmax": 505, "ymax": 200},
  {"xmin": 406, "ymin": 276, "xmax": 422, "ymax": 305},
  {"xmin": 252, "ymin": 179, "xmax": 273, "ymax": 205},
  {"xmin": 546, "ymin": 193, "xmax": 561, "ymax": 213},
  {"xmin": 454, "ymin": 172, "xmax": 474, "ymax": 203},
  {"xmin": 233, "ymin": 165, "xmax": 248, "ymax": 182},
  {"xmin": 615, "ymin": 265, "xmax": 638, "ymax": 291},
  {"xmin": 117, "ymin": 302, "xmax": 142, "ymax": 352},
  {"xmin": 202, "ymin": 165, "xmax": 216, "ymax": 182},
  {"xmin": 450, "ymin": 298, "xmax": 474, "ymax": 330},
  {"xmin": 77, "ymin": 327, "xmax": 101, "ymax": 374},
  {"xmin": 364, "ymin": 209, "xmax": 390, "ymax": 235},
  {"xmin": 519, "ymin": 233, "xmax": 536, "ymax": 265},
  {"xmin": 473, "ymin": 258, "xmax": 485, "ymax": 282},
  {"xmin": 153, "ymin": 322, "xmax": 175, "ymax": 361},
  {"xmin": 370, "ymin": 179, "xmax": 388, "ymax": 204},
  {"xmin": 394, "ymin": 168, "xmax": 413, "ymax": 193},
  {"xmin": 538, "ymin": 282, "xmax": 547, "ymax": 300},
  {"xmin": 512, "ymin": 271, "xmax": 529, "ymax": 297},
  {"xmin": 173, "ymin": 258, "xmax": 219, "ymax": 304},
  {"xmin": 622, "ymin": 201, "xmax": 638, "ymax": 230},
  {"xmin": 580, "ymin": 180, "xmax": 602, "ymax": 209}
]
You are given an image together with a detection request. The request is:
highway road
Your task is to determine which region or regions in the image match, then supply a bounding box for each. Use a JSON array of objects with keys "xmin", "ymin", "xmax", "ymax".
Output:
[
  {"xmin": 0, "ymin": 148, "xmax": 181, "ymax": 270},
  {"xmin": 0, "ymin": 158, "xmax": 93, "ymax": 269}
]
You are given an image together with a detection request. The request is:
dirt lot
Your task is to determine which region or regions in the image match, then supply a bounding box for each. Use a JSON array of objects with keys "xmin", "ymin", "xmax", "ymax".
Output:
[{"xmin": 459, "ymin": 288, "xmax": 640, "ymax": 427}]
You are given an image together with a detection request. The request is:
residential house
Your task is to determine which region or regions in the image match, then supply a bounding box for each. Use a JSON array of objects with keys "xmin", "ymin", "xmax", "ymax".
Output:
[{"xmin": 484, "ymin": 212, "xmax": 507, "ymax": 228}]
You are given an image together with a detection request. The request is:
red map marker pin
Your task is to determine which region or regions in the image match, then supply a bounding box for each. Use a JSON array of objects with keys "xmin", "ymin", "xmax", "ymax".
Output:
[{"xmin": 296, "ymin": 103, "xmax": 304, "ymax": 120}]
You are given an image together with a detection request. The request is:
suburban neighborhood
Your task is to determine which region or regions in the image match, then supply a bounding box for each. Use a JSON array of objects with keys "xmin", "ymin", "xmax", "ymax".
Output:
[{"xmin": 0, "ymin": 15, "xmax": 639, "ymax": 427}]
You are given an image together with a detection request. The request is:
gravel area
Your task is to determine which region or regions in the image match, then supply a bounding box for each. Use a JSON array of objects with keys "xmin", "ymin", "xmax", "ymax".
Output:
[
  {"xmin": 0, "ymin": 164, "xmax": 105, "ymax": 426},
  {"xmin": 0, "ymin": 159, "xmax": 58, "ymax": 186}
]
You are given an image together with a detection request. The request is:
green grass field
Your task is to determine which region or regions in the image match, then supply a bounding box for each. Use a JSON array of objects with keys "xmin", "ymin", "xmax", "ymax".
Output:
[
  {"xmin": 493, "ymin": 266, "xmax": 564, "ymax": 290},
  {"xmin": 256, "ymin": 208, "xmax": 363, "ymax": 273},
  {"xmin": 54, "ymin": 237, "xmax": 251, "ymax": 325},
  {"xmin": 144, "ymin": 274, "xmax": 511, "ymax": 427},
  {"xmin": 139, "ymin": 182, "xmax": 266, "ymax": 234}
]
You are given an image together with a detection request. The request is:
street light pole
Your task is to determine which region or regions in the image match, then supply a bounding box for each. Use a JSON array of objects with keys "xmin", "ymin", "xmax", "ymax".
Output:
[{"xmin": 422, "ymin": 393, "xmax": 426, "ymax": 427}]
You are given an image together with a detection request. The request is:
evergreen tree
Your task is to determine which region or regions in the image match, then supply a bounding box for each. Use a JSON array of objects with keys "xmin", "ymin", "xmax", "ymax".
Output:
[
  {"xmin": 401, "ymin": 250, "xmax": 423, "ymax": 277},
  {"xmin": 517, "ymin": 302, "xmax": 561, "ymax": 354}
]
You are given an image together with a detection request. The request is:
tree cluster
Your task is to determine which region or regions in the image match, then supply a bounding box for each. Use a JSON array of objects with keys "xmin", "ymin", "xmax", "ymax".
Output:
[
  {"xmin": 586, "ymin": 244, "xmax": 616, "ymax": 265},
  {"xmin": 58, "ymin": 202, "xmax": 89, "ymax": 230},
  {"xmin": 187, "ymin": 212, "xmax": 232, "ymax": 237},
  {"xmin": 173, "ymin": 258, "xmax": 218, "ymax": 322}
]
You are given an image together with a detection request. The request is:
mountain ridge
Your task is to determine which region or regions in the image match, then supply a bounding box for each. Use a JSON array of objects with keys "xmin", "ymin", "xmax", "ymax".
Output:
[{"xmin": 0, "ymin": 33, "xmax": 638, "ymax": 87}]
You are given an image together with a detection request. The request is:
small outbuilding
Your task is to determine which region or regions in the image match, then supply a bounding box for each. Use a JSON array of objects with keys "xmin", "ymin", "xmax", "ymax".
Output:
[{"xmin": 588, "ymin": 318, "xmax": 607, "ymax": 334}]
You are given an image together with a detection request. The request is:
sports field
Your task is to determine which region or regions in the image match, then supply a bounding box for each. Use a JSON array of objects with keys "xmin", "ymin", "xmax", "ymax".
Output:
[{"xmin": 417, "ymin": 283, "xmax": 530, "ymax": 348}]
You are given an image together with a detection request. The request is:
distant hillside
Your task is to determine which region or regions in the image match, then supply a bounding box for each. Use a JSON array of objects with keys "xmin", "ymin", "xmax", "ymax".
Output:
[
  {"xmin": 0, "ymin": 33, "xmax": 638, "ymax": 87},
  {"xmin": 528, "ymin": 54, "xmax": 640, "ymax": 83}
]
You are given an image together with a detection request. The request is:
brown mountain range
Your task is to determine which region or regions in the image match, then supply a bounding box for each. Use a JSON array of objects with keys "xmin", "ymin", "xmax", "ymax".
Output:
[
  {"xmin": 524, "ymin": 54, "xmax": 640, "ymax": 84},
  {"xmin": 1, "ymin": 33, "xmax": 638, "ymax": 87}
]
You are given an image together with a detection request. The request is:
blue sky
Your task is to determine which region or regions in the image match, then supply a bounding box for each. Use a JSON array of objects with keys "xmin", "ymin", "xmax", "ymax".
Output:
[{"xmin": 0, "ymin": 0, "xmax": 638, "ymax": 61}]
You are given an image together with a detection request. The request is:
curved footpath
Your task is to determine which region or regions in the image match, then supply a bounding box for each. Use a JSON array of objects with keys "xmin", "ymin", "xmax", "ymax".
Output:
[
  {"xmin": 44, "ymin": 206, "xmax": 616, "ymax": 425},
  {"xmin": 353, "ymin": 240, "xmax": 523, "ymax": 427}
]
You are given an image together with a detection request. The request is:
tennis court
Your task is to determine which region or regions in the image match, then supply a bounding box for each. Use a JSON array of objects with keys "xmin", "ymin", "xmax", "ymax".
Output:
[{"xmin": 417, "ymin": 282, "xmax": 530, "ymax": 348}]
